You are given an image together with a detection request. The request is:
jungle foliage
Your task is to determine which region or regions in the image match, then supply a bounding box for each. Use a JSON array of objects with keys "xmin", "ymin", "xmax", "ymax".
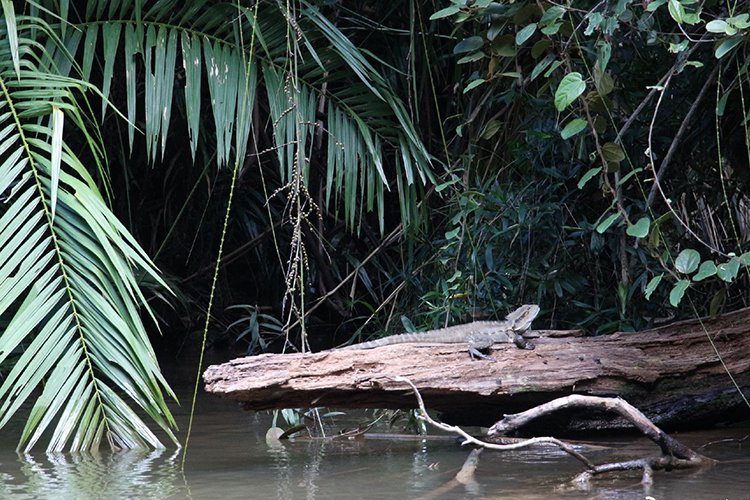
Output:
[{"xmin": 0, "ymin": 0, "xmax": 749, "ymax": 449}]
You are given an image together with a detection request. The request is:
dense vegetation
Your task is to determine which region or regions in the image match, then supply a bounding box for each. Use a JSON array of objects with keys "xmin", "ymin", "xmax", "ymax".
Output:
[{"xmin": 0, "ymin": 0, "xmax": 748, "ymax": 449}]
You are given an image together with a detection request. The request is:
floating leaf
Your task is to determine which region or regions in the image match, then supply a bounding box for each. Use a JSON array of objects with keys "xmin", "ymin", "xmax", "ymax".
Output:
[
  {"xmin": 596, "ymin": 213, "xmax": 619, "ymax": 233},
  {"xmin": 555, "ymin": 72, "xmax": 586, "ymax": 111},
  {"xmin": 577, "ymin": 167, "xmax": 601, "ymax": 189},
  {"xmin": 692, "ymin": 260, "xmax": 717, "ymax": 282},
  {"xmin": 675, "ymin": 249, "xmax": 700, "ymax": 274},
  {"xmin": 669, "ymin": 280, "xmax": 690, "ymax": 307},
  {"xmin": 561, "ymin": 118, "xmax": 587, "ymax": 140},
  {"xmin": 645, "ymin": 274, "xmax": 663, "ymax": 300},
  {"xmin": 626, "ymin": 217, "xmax": 650, "ymax": 238},
  {"xmin": 717, "ymin": 258, "xmax": 740, "ymax": 282}
]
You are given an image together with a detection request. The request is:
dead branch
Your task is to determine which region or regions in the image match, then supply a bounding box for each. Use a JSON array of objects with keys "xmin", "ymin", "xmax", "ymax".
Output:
[
  {"xmin": 488, "ymin": 394, "xmax": 704, "ymax": 461},
  {"xmin": 399, "ymin": 377, "xmax": 714, "ymax": 487},
  {"xmin": 395, "ymin": 376, "xmax": 597, "ymax": 470}
]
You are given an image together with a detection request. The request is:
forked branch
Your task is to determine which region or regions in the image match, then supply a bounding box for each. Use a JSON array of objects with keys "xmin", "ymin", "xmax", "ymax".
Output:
[{"xmin": 396, "ymin": 377, "xmax": 713, "ymax": 487}]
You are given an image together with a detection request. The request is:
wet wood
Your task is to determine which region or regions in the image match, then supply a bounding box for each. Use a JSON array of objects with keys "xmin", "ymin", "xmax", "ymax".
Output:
[{"xmin": 203, "ymin": 308, "xmax": 750, "ymax": 430}]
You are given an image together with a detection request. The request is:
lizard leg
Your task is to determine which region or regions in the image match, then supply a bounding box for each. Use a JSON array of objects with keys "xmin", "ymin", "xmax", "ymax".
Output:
[
  {"xmin": 512, "ymin": 333, "xmax": 535, "ymax": 350},
  {"xmin": 468, "ymin": 334, "xmax": 497, "ymax": 361}
]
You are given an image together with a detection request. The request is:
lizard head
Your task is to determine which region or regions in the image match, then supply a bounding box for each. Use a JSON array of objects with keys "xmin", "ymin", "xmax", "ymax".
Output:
[{"xmin": 505, "ymin": 304, "xmax": 540, "ymax": 331}]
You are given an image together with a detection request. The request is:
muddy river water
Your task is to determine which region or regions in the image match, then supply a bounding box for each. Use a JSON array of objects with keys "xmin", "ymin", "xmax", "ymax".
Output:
[{"xmin": 0, "ymin": 356, "xmax": 747, "ymax": 499}]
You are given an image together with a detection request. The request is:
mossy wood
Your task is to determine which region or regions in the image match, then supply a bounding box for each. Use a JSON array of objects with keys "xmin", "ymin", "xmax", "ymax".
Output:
[{"xmin": 203, "ymin": 309, "xmax": 750, "ymax": 430}]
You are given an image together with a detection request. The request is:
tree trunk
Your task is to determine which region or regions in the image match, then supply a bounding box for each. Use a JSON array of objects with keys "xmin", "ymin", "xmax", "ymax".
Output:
[{"xmin": 203, "ymin": 308, "xmax": 750, "ymax": 430}]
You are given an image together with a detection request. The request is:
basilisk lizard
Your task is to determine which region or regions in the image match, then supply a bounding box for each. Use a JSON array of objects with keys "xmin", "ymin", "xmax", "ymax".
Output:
[{"xmin": 339, "ymin": 304, "xmax": 540, "ymax": 360}]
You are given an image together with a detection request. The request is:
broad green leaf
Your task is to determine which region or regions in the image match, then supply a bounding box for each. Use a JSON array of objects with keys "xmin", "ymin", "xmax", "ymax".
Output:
[
  {"xmin": 710, "ymin": 289, "xmax": 727, "ymax": 318},
  {"xmin": 669, "ymin": 280, "xmax": 690, "ymax": 306},
  {"xmin": 597, "ymin": 71, "xmax": 615, "ymax": 95},
  {"xmin": 555, "ymin": 72, "xmax": 586, "ymax": 111},
  {"xmin": 540, "ymin": 23, "xmax": 561, "ymax": 35},
  {"xmin": 561, "ymin": 118, "xmax": 587, "ymax": 140},
  {"xmin": 645, "ymin": 274, "xmax": 663, "ymax": 300},
  {"xmin": 602, "ymin": 142, "xmax": 625, "ymax": 162},
  {"xmin": 626, "ymin": 217, "xmax": 650, "ymax": 238},
  {"xmin": 463, "ymin": 78, "xmax": 486, "ymax": 93},
  {"xmin": 454, "ymin": 36, "xmax": 484, "ymax": 54},
  {"xmin": 729, "ymin": 14, "xmax": 750, "ymax": 28},
  {"xmin": 540, "ymin": 6, "xmax": 565, "ymax": 26},
  {"xmin": 647, "ymin": 0, "xmax": 667, "ymax": 11},
  {"xmin": 717, "ymin": 258, "xmax": 740, "ymax": 282},
  {"xmin": 544, "ymin": 60, "xmax": 564, "ymax": 78},
  {"xmin": 577, "ymin": 167, "xmax": 601, "ymax": 189},
  {"xmin": 596, "ymin": 212, "xmax": 619, "ymax": 233},
  {"xmin": 675, "ymin": 249, "xmax": 700, "ymax": 273},
  {"xmin": 585, "ymin": 13, "xmax": 604, "ymax": 35},
  {"xmin": 430, "ymin": 5, "xmax": 460, "ymax": 20},
  {"xmin": 668, "ymin": 0, "xmax": 684, "ymax": 23},
  {"xmin": 481, "ymin": 119, "xmax": 502, "ymax": 139},
  {"xmin": 597, "ymin": 41, "xmax": 612, "ymax": 72},
  {"xmin": 706, "ymin": 20, "xmax": 729, "ymax": 33},
  {"xmin": 617, "ymin": 167, "xmax": 643, "ymax": 185},
  {"xmin": 715, "ymin": 36, "xmax": 743, "ymax": 59},
  {"xmin": 457, "ymin": 51, "xmax": 484, "ymax": 64},
  {"xmin": 692, "ymin": 260, "xmax": 717, "ymax": 281},
  {"xmin": 531, "ymin": 54, "xmax": 555, "ymax": 81},
  {"xmin": 737, "ymin": 251, "xmax": 750, "ymax": 265},
  {"xmin": 445, "ymin": 227, "xmax": 461, "ymax": 239},
  {"xmin": 516, "ymin": 23, "xmax": 537, "ymax": 45}
]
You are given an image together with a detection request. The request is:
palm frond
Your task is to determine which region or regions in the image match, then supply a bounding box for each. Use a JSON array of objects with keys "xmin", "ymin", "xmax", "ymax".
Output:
[
  {"xmin": 60, "ymin": 1, "xmax": 434, "ymax": 228},
  {"xmin": 0, "ymin": 16, "xmax": 177, "ymax": 452}
]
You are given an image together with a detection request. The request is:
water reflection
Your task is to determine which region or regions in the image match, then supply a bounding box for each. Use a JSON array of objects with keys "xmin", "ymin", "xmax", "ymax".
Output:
[{"xmin": 0, "ymin": 449, "xmax": 180, "ymax": 499}]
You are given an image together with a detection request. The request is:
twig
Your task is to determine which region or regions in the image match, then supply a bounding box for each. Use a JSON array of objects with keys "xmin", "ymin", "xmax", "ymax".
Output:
[
  {"xmin": 488, "ymin": 394, "xmax": 708, "ymax": 462},
  {"xmin": 646, "ymin": 64, "xmax": 719, "ymax": 207},
  {"xmin": 615, "ymin": 42, "xmax": 703, "ymax": 144},
  {"xmin": 647, "ymin": 72, "xmax": 728, "ymax": 257},
  {"xmin": 394, "ymin": 376, "xmax": 597, "ymax": 470}
]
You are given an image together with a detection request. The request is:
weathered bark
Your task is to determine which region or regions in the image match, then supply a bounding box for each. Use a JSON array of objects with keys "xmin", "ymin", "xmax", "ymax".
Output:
[{"xmin": 203, "ymin": 308, "xmax": 750, "ymax": 430}]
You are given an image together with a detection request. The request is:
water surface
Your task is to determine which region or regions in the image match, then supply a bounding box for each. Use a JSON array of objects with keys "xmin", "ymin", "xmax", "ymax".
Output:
[{"xmin": 0, "ymin": 356, "xmax": 747, "ymax": 499}]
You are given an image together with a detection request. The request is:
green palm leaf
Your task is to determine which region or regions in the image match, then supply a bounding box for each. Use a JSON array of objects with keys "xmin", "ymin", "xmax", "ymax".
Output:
[{"xmin": 0, "ymin": 17, "xmax": 177, "ymax": 452}]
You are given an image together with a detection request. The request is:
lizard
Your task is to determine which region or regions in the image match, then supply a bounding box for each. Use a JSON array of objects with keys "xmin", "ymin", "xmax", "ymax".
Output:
[{"xmin": 338, "ymin": 304, "xmax": 540, "ymax": 360}]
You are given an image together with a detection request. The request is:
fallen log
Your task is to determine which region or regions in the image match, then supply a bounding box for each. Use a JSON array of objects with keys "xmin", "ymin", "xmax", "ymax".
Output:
[{"xmin": 203, "ymin": 308, "xmax": 750, "ymax": 430}]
